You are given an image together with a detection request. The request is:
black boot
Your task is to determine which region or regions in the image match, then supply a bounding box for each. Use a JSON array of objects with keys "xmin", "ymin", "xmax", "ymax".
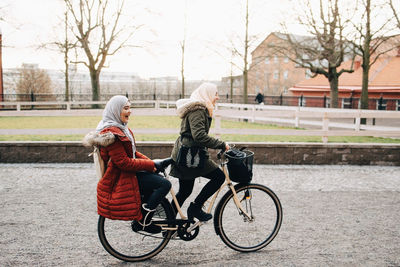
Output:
[
  {"xmin": 132, "ymin": 204, "xmax": 161, "ymax": 234},
  {"xmin": 187, "ymin": 202, "xmax": 212, "ymax": 222}
]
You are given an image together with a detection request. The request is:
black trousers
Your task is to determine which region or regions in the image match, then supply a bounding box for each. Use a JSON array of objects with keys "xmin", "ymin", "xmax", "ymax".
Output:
[
  {"xmin": 175, "ymin": 168, "xmax": 225, "ymax": 209},
  {"xmin": 136, "ymin": 171, "xmax": 171, "ymax": 210}
]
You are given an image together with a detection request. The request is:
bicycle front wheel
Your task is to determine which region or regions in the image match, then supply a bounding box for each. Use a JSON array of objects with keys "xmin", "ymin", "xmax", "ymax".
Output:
[
  {"xmin": 214, "ymin": 183, "xmax": 282, "ymax": 252},
  {"xmin": 98, "ymin": 198, "xmax": 174, "ymax": 262}
]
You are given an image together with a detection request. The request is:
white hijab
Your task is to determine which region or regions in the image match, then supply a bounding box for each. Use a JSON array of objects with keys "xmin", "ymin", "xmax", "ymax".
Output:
[
  {"xmin": 96, "ymin": 95, "xmax": 136, "ymax": 157},
  {"xmin": 189, "ymin": 82, "xmax": 218, "ymax": 116}
]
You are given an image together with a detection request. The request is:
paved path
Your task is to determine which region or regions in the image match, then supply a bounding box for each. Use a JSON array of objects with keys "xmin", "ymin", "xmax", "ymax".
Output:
[{"xmin": 0, "ymin": 164, "xmax": 399, "ymax": 266}]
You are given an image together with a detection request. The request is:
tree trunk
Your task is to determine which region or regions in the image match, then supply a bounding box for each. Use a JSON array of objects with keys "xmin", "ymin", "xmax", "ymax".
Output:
[
  {"xmin": 243, "ymin": 0, "xmax": 249, "ymax": 104},
  {"xmin": 361, "ymin": 0, "xmax": 371, "ymax": 111},
  {"xmin": 64, "ymin": 11, "xmax": 69, "ymax": 101},
  {"xmin": 230, "ymin": 75, "xmax": 234, "ymax": 103},
  {"xmin": 181, "ymin": 76, "xmax": 185, "ymax": 98},
  {"xmin": 64, "ymin": 59, "xmax": 69, "ymax": 101},
  {"xmin": 361, "ymin": 63, "xmax": 369, "ymax": 110},
  {"xmin": 328, "ymin": 69, "xmax": 339, "ymax": 108},
  {"xmin": 243, "ymin": 70, "xmax": 248, "ymax": 104},
  {"xmin": 90, "ymin": 68, "xmax": 100, "ymax": 101}
]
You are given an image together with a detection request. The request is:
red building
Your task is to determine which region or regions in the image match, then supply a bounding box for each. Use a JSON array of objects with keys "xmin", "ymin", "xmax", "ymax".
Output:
[{"xmin": 289, "ymin": 48, "xmax": 400, "ymax": 110}]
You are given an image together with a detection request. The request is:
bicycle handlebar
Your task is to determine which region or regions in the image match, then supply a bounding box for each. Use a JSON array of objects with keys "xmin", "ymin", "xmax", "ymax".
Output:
[{"xmin": 217, "ymin": 149, "xmax": 226, "ymax": 160}]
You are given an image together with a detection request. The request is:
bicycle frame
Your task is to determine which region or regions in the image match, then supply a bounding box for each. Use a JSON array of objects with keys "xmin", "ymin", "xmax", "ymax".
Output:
[{"xmin": 162, "ymin": 155, "xmax": 252, "ymax": 231}]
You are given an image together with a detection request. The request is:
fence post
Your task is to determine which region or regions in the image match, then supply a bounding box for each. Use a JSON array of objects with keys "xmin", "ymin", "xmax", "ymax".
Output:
[
  {"xmin": 322, "ymin": 112, "xmax": 329, "ymax": 143},
  {"xmin": 355, "ymin": 110, "xmax": 361, "ymax": 131},
  {"xmin": 251, "ymin": 105, "xmax": 255, "ymax": 123},
  {"xmin": 294, "ymin": 107, "xmax": 300, "ymax": 128}
]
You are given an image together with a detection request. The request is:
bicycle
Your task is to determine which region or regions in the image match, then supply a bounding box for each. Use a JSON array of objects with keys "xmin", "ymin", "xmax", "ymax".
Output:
[{"xmin": 98, "ymin": 149, "xmax": 283, "ymax": 262}]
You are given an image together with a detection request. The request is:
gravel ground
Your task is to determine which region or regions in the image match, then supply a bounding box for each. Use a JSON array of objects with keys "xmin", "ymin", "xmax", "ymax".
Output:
[{"xmin": 0, "ymin": 164, "xmax": 399, "ymax": 267}]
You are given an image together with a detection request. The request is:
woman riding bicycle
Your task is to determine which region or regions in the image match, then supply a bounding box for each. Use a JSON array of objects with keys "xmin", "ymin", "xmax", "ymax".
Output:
[
  {"xmin": 84, "ymin": 95, "xmax": 171, "ymax": 234},
  {"xmin": 170, "ymin": 82, "xmax": 230, "ymax": 222}
]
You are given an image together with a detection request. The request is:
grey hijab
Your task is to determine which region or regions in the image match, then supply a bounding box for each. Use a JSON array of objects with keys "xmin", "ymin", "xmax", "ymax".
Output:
[{"xmin": 96, "ymin": 95, "xmax": 136, "ymax": 157}]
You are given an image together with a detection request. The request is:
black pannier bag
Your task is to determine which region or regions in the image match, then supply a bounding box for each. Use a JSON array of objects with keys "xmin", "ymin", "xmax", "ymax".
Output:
[{"xmin": 224, "ymin": 149, "xmax": 254, "ymax": 183}]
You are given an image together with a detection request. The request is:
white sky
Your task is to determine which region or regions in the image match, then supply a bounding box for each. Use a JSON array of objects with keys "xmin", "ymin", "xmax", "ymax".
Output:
[
  {"xmin": 3, "ymin": 0, "xmax": 392, "ymax": 80},
  {"xmin": 1, "ymin": 0, "xmax": 302, "ymax": 80}
]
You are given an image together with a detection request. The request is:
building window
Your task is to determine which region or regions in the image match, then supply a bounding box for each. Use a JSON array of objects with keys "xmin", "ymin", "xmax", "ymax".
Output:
[
  {"xmin": 397, "ymin": 100, "xmax": 400, "ymax": 111},
  {"xmin": 305, "ymin": 69, "xmax": 312, "ymax": 79},
  {"xmin": 298, "ymin": 95, "xmax": 306, "ymax": 107},
  {"xmin": 284, "ymin": 56, "xmax": 289, "ymax": 63},
  {"xmin": 283, "ymin": 70, "xmax": 288, "ymax": 80},
  {"xmin": 274, "ymin": 55, "xmax": 278, "ymax": 63},
  {"xmin": 273, "ymin": 70, "xmax": 279, "ymax": 80},
  {"xmin": 376, "ymin": 98, "xmax": 387, "ymax": 110},
  {"xmin": 265, "ymin": 57, "xmax": 270, "ymax": 64}
]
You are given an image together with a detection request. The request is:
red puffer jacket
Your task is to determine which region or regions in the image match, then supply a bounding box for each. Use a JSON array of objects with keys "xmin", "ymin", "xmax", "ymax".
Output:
[{"xmin": 97, "ymin": 127, "xmax": 155, "ymax": 221}]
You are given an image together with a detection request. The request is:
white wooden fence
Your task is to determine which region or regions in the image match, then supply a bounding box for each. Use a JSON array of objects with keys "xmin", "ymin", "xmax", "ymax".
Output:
[
  {"xmin": 214, "ymin": 103, "xmax": 400, "ymax": 142},
  {"xmin": 1, "ymin": 101, "xmax": 399, "ymax": 143},
  {"xmin": 0, "ymin": 100, "xmax": 177, "ymax": 111}
]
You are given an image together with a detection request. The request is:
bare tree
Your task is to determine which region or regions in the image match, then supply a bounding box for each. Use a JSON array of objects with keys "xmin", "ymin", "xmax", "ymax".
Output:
[
  {"xmin": 64, "ymin": 0, "xmax": 138, "ymax": 101},
  {"xmin": 16, "ymin": 65, "xmax": 53, "ymax": 99},
  {"xmin": 205, "ymin": 0, "xmax": 267, "ymax": 104},
  {"xmin": 180, "ymin": 0, "xmax": 188, "ymax": 98},
  {"xmin": 352, "ymin": 0, "xmax": 396, "ymax": 110},
  {"xmin": 272, "ymin": 0, "xmax": 355, "ymax": 108},
  {"xmin": 223, "ymin": 0, "xmax": 253, "ymax": 104},
  {"xmin": 242, "ymin": 0, "xmax": 250, "ymax": 104},
  {"xmin": 61, "ymin": 10, "xmax": 76, "ymax": 101},
  {"xmin": 41, "ymin": 7, "xmax": 77, "ymax": 101},
  {"xmin": 389, "ymin": 0, "xmax": 400, "ymax": 29}
]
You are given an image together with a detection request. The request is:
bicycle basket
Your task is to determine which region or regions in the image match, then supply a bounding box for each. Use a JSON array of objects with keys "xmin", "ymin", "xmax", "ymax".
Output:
[{"xmin": 224, "ymin": 149, "xmax": 254, "ymax": 183}]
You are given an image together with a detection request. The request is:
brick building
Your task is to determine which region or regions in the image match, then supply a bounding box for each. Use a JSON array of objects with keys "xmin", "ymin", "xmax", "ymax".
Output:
[
  {"xmin": 248, "ymin": 32, "xmax": 311, "ymax": 96},
  {"xmin": 289, "ymin": 44, "xmax": 400, "ymax": 110}
]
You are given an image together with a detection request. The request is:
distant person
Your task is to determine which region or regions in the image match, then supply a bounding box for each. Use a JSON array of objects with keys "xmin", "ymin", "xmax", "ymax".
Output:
[
  {"xmin": 255, "ymin": 92, "xmax": 264, "ymax": 104},
  {"xmin": 169, "ymin": 82, "xmax": 230, "ymax": 222},
  {"xmin": 83, "ymin": 95, "xmax": 171, "ymax": 233}
]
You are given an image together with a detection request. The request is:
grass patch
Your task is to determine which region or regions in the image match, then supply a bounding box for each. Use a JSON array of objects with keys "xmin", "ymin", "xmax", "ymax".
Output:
[
  {"xmin": 220, "ymin": 135, "xmax": 400, "ymax": 143},
  {"xmin": 1, "ymin": 116, "xmax": 399, "ymax": 143},
  {"xmin": 0, "ymin": 116, "xmax": 295, "ymax": 130},
  {"xmin": 0, "ymin": 116, "xmax": 181, "ymax": 129}
]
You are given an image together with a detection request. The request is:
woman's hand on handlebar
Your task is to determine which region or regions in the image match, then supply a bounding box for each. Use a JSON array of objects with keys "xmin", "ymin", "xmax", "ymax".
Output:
[
  {"xmin": 217, "ymin": 143, "xmax": 230, "ymax": 159},
  {"xmin": 225, "ymin": 143, "xmax": 230, "ymax": 151}
]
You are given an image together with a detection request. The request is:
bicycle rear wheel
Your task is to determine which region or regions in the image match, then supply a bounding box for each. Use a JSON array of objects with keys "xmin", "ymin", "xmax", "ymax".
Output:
[
  {"xmin": 98, "ymin": 198, "xmax": 174, "ymax": 262},
  {"xmin": 214, "ymin": 183, "xmax": 282, "ymax": 252}
]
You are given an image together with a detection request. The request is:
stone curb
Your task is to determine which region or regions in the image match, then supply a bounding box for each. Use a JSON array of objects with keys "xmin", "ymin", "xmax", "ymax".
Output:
[{"xmin": 0, "ymin": 141, "xmax": 399, "ymax": 165}]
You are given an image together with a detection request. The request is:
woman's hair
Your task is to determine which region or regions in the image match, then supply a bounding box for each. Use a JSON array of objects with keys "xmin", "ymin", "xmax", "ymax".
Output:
[{"xmin": 190, "ymin": 82, "xmax": 218, "ymax": 116}]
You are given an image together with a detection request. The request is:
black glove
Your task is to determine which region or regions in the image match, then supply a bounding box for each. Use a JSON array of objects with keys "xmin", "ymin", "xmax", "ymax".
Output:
[{"xmin": 153, "ymin": 158, "xmax": 173, "ymax": 173}]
